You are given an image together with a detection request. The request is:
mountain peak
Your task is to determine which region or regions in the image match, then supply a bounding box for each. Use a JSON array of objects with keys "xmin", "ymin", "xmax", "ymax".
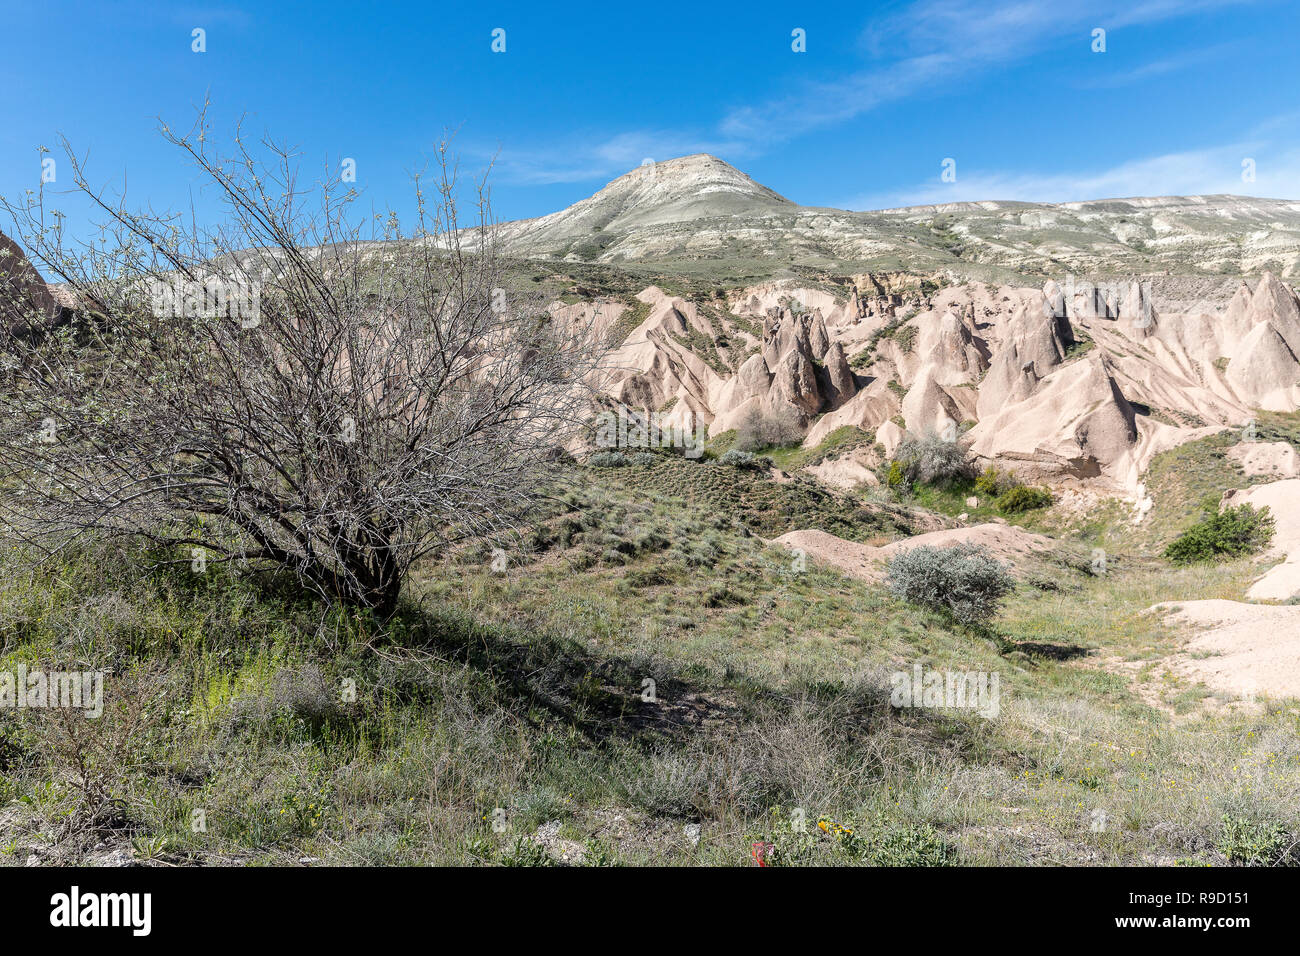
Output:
[
  {"xmin": 588, "ymin": 153, "xmax": 793, "ymax": 220},
  {"xmin": 496, "ymin": 154, "xmax": 793, "ymax": 247},
  {"xmin": 609, "ymin": 153, "xmax": 784, "ymax": 196}
]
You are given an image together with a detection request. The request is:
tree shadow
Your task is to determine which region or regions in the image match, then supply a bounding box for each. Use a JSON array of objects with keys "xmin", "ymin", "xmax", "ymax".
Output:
[{"xmin": 377, "ymin": 598, "xmax": 749, "ymax": 746}]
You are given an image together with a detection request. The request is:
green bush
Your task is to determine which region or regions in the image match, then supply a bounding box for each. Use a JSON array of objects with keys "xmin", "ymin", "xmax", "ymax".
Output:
[
  {"xmin": 1217, "ymin": 814, "xmax": 1295, "ymax": 866},
  {"xmin": 869, "ymin": 821, "xmax": 957, "ymax": 867},
  {"xmin": 974, "ymin": 467, "xmax": 1008, "ymax": 498},
  {"xmin": 1164, "ymin": 504, "xmax": 1274, "ymax": 564},
  {"xmin": 996, "ymin": 485, "xmax": 1053, "ymax": 514},
  {"xmin": 885, "ymin": 543, "xmax": 1015, "ymax": 625}
]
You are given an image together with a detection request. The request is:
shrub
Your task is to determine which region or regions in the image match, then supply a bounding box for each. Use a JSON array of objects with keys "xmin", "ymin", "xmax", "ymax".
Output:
[
  {"xmin": 629, "ymin": 452, "xmax": 658, "ymax": 466},
  {"xmin": 996, "ymin": 485, "xmax": 1053, "ymax": 514},
  {"xmin": 588, "ymin": 451, "xmax": 629, "ymax": 468},
  {"xmin": 974, "ymin": 467, "xmax": 1007, "ymax": 498},
  {"xmin": 718, "ymin": 449, "xmax": 755, "ymax": 468},
  {"xmin": 891, "ymin": 431, "xmax": 973, "ymax": 487},
  {"xmin": 885, "ymin": 543, "xmax": 1015, "ymax": 625},
  {"xmin": 869, "ymin": 820, "xmax": 957, "ymax": 867},
  {"xmin": 1165, "ymin": 504, "xmax": 1275, "ymax": 564},
  {"xmin": 270, "ymin": 664, "xmax": 342, "ymax": 724},
  {"xmin": 1217, "ymin": 814, "xmax": 1295, "ymax": 866},
  {"xmin": 718, "ymin": 449, "xmax": 772, "ymax": 470}
]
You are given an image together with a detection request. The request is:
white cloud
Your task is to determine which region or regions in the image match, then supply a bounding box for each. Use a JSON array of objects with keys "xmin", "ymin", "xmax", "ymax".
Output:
[
  {"xmin": 486, "ymin": 0, "xmax": 1270, "ymax": 187},
  {"xmin": 842, "ymin": 140, "xmax": 1300, "ymax": 209},
  {"xmin": 722, "ymin": 0, "xmax": 1258, "ymax": 143}
]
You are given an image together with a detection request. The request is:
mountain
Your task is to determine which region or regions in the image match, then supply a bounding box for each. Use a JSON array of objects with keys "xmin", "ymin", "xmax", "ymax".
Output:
[
  {"xmin": 494, "ymin": 154, "xmax": 793, "ymax": 261},
  {"xmin": 493, "ymin": 167, "xmax": 1300, "ymax": 503},
  {"xmin": 494, "ymin": 155, "xmax": 1300, "ymax": 281}
]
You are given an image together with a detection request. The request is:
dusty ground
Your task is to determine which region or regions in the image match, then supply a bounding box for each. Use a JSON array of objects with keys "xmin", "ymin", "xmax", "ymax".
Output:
[
  {"xmin": 769, "ymin": 522, "xmax": 1054, "ymax": 583},
  {"xmin": 1222, "ymin": 477, "xmax": 1300, "ymax": 600},
  {"xmin": 1152, "ymin": 599, "xmax": 1300, "ymax": 700},
  {"xmin": 1227, "ymin": 440, "xmax": 1300, "ymax": 478}
]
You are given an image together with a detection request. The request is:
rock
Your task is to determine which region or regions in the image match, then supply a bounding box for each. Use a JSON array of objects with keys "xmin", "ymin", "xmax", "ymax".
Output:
[
  {"xmin": 583, "ymin": 271, "xmax": 1300, "ymax": 493},
  {"xmin": 1248, "ymin": 271, "xmax": 1300, "ymax": 357},
  {"xmin": 1226, "ymin": 322, "xmax": 1300, "ymax": 412},
  {"xmin": 771, "ymin": 524, "xmax": 1053, "ymax": 583},
  {"xmin": 1221, "ymin": 478, "xmax": 1300, "ymax": 601},
  {"xmin": 976, "ymin": 303, "xmax": 1070, "ymax": 419},
  {"xmin": 733, "ymin": 353, "xmax": 773, "ymax": 403},
  {"xmin": 90, "ymin": 848, "xmax": 136, "ymax": 867},
  {"xmin": 804, "ymin": 451, "xmax": 879, "ymax": 488},
  {"xmin": 0, "ymin": 231, "xmax": 58, "ymax": 333},
  {"xmin": 901, "ymin": 364, "xmax": 968, "ymax": 435},
  {"xmin": 876, "ymin": 419, "xmax": 905, "ymax": 458},
  {"xmin": 1155, "ymin": 600, "xmax": 1300, "ymax": 699},
  {"xmin": 968, "ymin": 356, "xmax": 1138, "ymax": 481},
  {"xmin": 820, "ymin": 341, "xmax": 857, "ymax": 409},
  {"xmin": 768, "ymin": 348, "xmax": 822, "ymax": 417},
  {"xmin": 808, "ymin": 311, "xmax": 831, "ymax": 359},
  {"xmin": 802, "ymin": 378, "xmax": 899, "ymax": 448}
]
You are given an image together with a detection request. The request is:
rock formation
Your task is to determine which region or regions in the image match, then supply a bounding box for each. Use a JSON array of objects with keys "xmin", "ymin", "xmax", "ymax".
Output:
[
  {"xmin": 0, "ymin": 231, "xmax": 58, "ymax": 333},
  {"xmin": 577, "ymin": 270, "xmax": 1300, "ymax": 493}
]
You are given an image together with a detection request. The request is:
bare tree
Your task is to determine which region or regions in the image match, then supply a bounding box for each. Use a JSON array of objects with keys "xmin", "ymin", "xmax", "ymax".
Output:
[
  {"xmin": 0, "ymin": 109, "xmax": 602, "ymax": 615},
  {"xmin": 733, "ymin": 402, "xmax": 803, "ymax": 452}
]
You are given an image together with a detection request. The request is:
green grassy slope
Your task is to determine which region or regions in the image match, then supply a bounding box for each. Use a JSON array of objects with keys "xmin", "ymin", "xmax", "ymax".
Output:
[{"xmin": 1, "ymin": 449, "xmax": 1296, "ymax": 867}]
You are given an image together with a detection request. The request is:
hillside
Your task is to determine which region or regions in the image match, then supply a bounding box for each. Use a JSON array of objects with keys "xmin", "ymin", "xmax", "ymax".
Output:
[
  {"xmin": 491, "ymin": 155, "xmax": 1300, "ymax": 281},
  {"xmin": 3, "ymin": 155, "xmax": 1300, "ymax": 871}
]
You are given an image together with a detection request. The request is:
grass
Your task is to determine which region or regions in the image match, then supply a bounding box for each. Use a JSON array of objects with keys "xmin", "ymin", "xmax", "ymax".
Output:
[
  {"xmin": 745, "ymin": 425, "xmax": 874, "ymax": 473},
  {"xmin": 602, "ymin": 451, "xmax": 916, "ymax": 543},
  {"xmin": 604, "ymin": 298, "xmax": 651, "ymax": 348},
  {"xmin": 1, "ymin": 442, "xmax": 1297, "ymax": 867}
]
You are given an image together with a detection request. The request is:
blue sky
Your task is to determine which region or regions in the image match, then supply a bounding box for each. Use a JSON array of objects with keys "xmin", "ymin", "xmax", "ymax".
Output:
[{"xmin": 2, "ymin": 0, "xmax": 1298, "ymax": 242}]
